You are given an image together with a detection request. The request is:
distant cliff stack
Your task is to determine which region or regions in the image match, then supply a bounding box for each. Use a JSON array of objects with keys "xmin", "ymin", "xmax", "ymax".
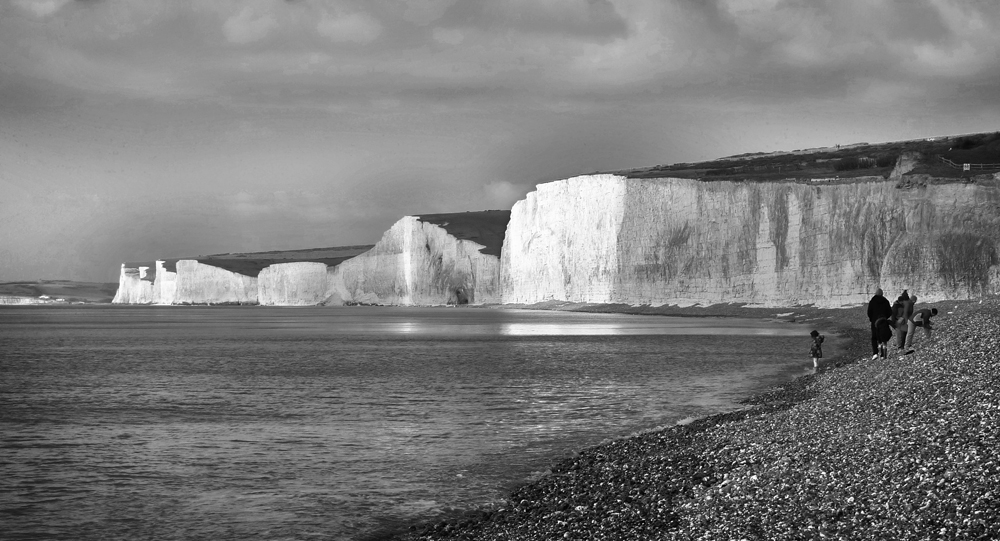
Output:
[
  {"xmin": 113, "ymin": 135, "xmax": 1000, "ymax": 308},
  {"xmin": 327, "ymin": 213, "xmax": 508, "ymax": 306},
  {"xmin": 113, "ymin": 211, "xmax": 510, "ymax": 306}
]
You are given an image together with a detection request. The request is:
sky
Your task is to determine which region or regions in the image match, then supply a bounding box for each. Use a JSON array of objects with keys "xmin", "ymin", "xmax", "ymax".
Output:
[{"xmin": 2, "ymin": 0, "xmax": 999, "ymax": 283}]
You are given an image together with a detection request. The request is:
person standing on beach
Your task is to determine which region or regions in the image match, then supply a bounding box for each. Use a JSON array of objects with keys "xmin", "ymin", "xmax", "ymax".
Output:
[
  {"xmin": 890, "ymin": 294, "xmax": 903, "ymax": 340},
  {"xmin": 867, "ymin": 288, "xmax": 892, "ymax": 360},
  {"xmin": 810, "ymin": 330, "xmax": 824, "ymax": 368},
  {"xmin": 894, "ymin": 290, "xmax": 913, "ymax": 350},
  {"xmin": 904, "ymin": 307, "xmax": 938, "ymax": 354}
]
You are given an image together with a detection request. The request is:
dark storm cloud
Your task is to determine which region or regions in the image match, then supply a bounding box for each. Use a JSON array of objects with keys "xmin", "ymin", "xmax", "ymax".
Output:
[
  {"xmin": 4, "ymin": 0, "xmax": 997, "ymax": 106},
  {"xmin": 2, "ymin": 0, "xmax": 1000, "ymax": 282}
]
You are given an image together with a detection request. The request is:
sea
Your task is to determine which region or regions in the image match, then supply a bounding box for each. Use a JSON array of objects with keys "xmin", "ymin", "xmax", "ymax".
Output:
[{"xmin": 0, "ymin": 305, "xmax": 819, "ymax": 540}]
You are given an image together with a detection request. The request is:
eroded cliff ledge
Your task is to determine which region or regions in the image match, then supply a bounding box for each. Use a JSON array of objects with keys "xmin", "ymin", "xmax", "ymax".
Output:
[{"xmin": 500, "ymin": 174, "xmax": 1000, "ymax": 307}]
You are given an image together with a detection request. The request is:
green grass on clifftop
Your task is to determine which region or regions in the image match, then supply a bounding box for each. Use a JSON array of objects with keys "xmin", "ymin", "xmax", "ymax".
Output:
[
  {"xmin": 417, "ymin": 210, "xmax": 512, "ymax": 258},
  {"xmin": 617, "ymin": 131, "xmax": 1000, "ymax": 183}
]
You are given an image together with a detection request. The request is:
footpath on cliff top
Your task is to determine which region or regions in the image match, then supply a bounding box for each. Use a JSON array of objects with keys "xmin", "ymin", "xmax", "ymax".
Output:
[{"xmin": 377, "ymin": 297, "xmax": 1000, "ymax": 541}]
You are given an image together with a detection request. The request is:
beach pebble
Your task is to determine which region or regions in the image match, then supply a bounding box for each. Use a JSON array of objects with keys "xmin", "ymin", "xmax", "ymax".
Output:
[{"xmin": 390, "ymin": 299, "xmax": 1000, "ymax": 541}]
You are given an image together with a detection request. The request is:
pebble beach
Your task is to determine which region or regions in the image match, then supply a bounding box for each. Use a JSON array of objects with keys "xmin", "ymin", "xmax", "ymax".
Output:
[{"xmin": 379, "ymin": 297, "xmax": 1000, "ymax": 541}]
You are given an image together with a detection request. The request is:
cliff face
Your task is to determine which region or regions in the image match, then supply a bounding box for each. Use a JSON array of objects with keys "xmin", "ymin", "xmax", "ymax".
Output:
[
  {"xmin": 327, "ymin": 216, "xmax": 502, "ymax": 305},
  {"xmin": 112, "ymin": 264, "xmax": 155, "ymax": 304},
  {"xmin": 112, "ymin": 260, "xmax": 255, "ymax": 304},
  {"xmin": 258, "ymin": 262, "xmax": 330, "ymax": 306},
  {"xmin": 152, "ymin": 260, "xmax": 177, "ymax": 305},
  {"xmin": 111, "ymin": 174, "xmax": 998, "ymax": 308},
  {"xmin": 172, "ymin": 260, "xmax": 258, "ymax": 305},
  {"xmin": 501, "ymin": 175, "xmax": 1000, "ymax": 307},
  {"xmin": 110, "ymin": 214, "xmax": 503, "ymax": 306}
]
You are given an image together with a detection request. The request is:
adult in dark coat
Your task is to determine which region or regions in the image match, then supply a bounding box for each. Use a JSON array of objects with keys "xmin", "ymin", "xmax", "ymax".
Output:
[{"xmin": 866, "ymin": 288, "xmax": 893, "ymax": 359}]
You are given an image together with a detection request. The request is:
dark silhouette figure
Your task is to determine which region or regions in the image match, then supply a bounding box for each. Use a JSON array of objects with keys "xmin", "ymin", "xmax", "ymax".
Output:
[
  {"xmin": 866, "ymin": 288, "xmax": 892, "ymax": 360},
  {"xmin": 892, "ymin": 290, "xmax": 911, "ymax": 349}
]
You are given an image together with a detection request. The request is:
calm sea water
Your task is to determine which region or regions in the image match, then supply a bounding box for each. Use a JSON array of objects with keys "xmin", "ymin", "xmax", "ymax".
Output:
[{"xmin": 0, "ymin": 306, "xmax": 817, "ymax": 540}]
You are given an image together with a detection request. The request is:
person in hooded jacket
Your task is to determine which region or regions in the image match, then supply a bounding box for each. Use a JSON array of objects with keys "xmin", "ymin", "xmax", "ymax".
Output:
[
  {"xmin": 866, "ymin": 288, "xmax": 893, "ymax": 360},
  {"xmin": 892, "ymin": 290, "xmax": 911, "ymax": 349}
]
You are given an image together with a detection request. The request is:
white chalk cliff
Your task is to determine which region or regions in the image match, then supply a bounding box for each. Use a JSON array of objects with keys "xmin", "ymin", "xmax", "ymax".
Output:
[
  {"xmin": 259, "ymin": 262, "xmax": 330, "ymax": 306},
  {"xmin": 113, "ymin": 260, "xmax": 257, "ymax": 304},
  {"xmin": 112, "ymin": 264, "xmax": 155, "ymax": 304},
  {"xmin": 111, "ymin": 173, "xmax": 1000, "ymax": 308},
  {"xmin": 111, "ymin": 214, "xmax": 503, "ymax": 306},
  {"xmin": 327, "ymin": 216, "xmax": 502, "ymax": 305},
  {"xmin": 152, "ymin": 260, "xmax": 177, "ymax": 305},
  {"xmin": 172, "ymin": 260, "xmax": 258, "ymax": 305},
  {"xmin": 500, "ymin": 174, "xmax": 1000, "ymax": 307}
]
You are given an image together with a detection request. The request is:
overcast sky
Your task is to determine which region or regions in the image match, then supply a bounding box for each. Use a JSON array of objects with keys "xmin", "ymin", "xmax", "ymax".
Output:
[{"xmin": 2, "ymin": 0, "xmax": 999, "ymax": 282}]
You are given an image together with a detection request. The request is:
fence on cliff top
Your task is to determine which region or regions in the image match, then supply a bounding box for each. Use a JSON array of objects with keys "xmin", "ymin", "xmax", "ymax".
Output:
[{"xmin": 940, "ymin": 157, "xmax": 1000, "ymax": 171}]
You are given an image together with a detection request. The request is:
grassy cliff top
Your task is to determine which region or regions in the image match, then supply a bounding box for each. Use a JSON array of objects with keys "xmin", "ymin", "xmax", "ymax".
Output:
[
  {"xmin": 616, "ymin": 131, "xmax": 1000, "ymax": 183},
  {"xmin": 416, "ymin": 210, "xmax": 512, "ymax": 258}
]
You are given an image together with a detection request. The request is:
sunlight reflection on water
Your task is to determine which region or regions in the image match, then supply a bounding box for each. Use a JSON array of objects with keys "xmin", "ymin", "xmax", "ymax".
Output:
[
  {"xmin": 498, "ymin": 321, "xmax": 804, "ymax": 336},
  {"xmin": 345, "ymin": 310, "xmax": 806, "ymax": 337},
  {"xmin": 0, "ymin": 306, "xmax": 816, "ymax": 541}
]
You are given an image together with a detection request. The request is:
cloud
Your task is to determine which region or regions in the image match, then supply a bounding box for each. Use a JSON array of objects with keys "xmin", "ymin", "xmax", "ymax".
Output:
[
  {"xmin": 12, "ymin": 0, "xmax": 72, "ymax": 18},
  {"xmin": 482, "ymin": 180, "xmax": 529, "ymax": 209},
  {"xmin": 480, "ymin": 0, "xmax": 628, "ymax": 39},
  {"xmin": 223, "ymin": 6, "xmax": 280, "ymax": 44},
  {"xmin": 3, "ymin": 0, "xmax": 1000, "ymax": 119},
  {"xmin": 901, "ymin": 0, "xmax": 1000, "ymax": 78},
  {"xmin": 432, "ymin": 27, "xmax": 464, "ymax": 45},
  {"xmin": 316, "ymin": 10, "xmax": 382, "ymax": 44},
  {"xmin": 401, "ymin": 0, "xmax": 457, "ymax": 26},
  {"xmin": 715, "ymin": 0, "xmax": 1000, "ymax": 73},
  {"xmin": 6, "ymin": 0, "xmax": 1000, "ymax": 285}
]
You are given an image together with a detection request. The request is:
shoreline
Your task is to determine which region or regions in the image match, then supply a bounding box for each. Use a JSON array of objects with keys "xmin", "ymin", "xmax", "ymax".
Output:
[
  {"xmin": 494, "ymin": 301, "xmax": 859, "ymax": 368},
  {"xmin": 371, "ymin": 298, "xmax": 998, "ymax": 540}
]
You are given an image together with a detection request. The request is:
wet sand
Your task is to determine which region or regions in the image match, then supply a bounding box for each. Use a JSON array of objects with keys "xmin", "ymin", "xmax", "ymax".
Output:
[{"xmin": 374, "ymin": 298, "xmax": 1000, "ymax": 540}]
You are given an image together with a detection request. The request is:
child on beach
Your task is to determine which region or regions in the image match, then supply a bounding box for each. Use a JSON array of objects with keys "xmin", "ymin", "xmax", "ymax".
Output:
[
  {"xmin": 810, "ymin": 330, "xmax": 824, "ymax": 368},
  {"xmin": 873, "ymin": 317, "xmax": 893, "ymax": 359}
]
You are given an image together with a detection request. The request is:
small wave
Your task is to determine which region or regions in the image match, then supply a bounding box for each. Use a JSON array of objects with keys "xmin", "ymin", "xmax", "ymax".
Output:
[{"xmin": 1, "ymin": 442, "xmax": 91, "ymax": 449}]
